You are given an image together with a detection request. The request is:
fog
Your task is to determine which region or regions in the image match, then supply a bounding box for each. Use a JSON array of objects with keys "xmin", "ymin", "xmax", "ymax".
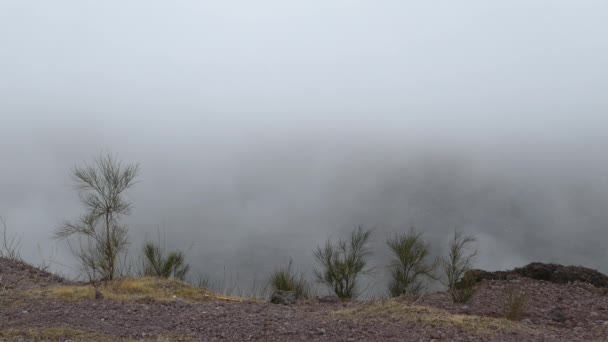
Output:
[{"xmin": 1, "ymin": 1, "xmax": 608, "ymax": 295}]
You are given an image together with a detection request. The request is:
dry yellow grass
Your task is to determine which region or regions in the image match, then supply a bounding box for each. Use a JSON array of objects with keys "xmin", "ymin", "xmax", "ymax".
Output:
[
  {"xmin": 28, "ymin": 277, "xmax": 245, "ymax": 303},
  {"xmin": 0, "ymin": 327, "xmax": 113, "ymax": 341},
  {"xmin": 0, "ymin": 327, "xmax": 193, "ymax": 341},
  {"xmin": 334, "ymin": 299, "xmax": 534, "ymax": 335}
]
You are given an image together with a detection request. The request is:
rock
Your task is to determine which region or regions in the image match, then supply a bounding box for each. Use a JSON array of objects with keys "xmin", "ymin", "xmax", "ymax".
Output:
[
  {"xmin": 317, "ymin": 295, "xmax": 340, "ymax": 304},
  {"xmin": 174, "ymin": 298, "xmax": 191, "ymax": 308},
  {"xmin": 591, "ymin": 311, "xmax": 600, "ymax": 317},
  {"xmin": 270, "ymin": 290, "xmax": 296, "ymax": 305},
  {"xmin": 466, "ymin": 269, "xmax": 511, "ymax": 282},
  {"xmin": 548, "ymin": 307, "xmax": 567, "ymax": 322}
]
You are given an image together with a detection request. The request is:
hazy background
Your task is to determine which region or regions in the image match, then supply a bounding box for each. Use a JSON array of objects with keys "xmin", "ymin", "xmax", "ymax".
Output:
[{"xmin": 1, "ymin": 1, "xmax": 608, "ymax": 295}]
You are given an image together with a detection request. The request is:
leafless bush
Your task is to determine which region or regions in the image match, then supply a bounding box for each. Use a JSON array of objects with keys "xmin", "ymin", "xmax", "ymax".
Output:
[
  {"xmin": 55, "ymin": 153, "xmax": 139, "ymax": 281},
  {"xmin": 0, "ymin": 217, "xmax": 21, "ymax": 261}
]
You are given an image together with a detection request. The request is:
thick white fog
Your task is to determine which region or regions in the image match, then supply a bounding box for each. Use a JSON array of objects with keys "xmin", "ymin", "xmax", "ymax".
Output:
[{"xmin": 1, "ymin": 1, "xmax": 607, "ymax": 294}]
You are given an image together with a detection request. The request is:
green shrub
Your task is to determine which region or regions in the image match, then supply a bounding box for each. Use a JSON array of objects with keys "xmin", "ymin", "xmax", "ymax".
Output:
[
  {"xmin": 142, "ymin": 242, "xmax": 190, "ymax": 281},
  {"xmin": 450, "ymin": 271, "xmax": 476, "ymax": 303},
  {"xmin": 313, "ymin": 226, "xmax": 373, "ymax": 300},
  {"xmin": 268, "ymin": 259, "xmax": 310, "ymax": 299},
  {"xmin": 386, "ymin": 227, "xmax": 437, "ymax": 297},
  {"xmin": 441, "ymin": 229, "xmax": 478, "ymax": 303}
]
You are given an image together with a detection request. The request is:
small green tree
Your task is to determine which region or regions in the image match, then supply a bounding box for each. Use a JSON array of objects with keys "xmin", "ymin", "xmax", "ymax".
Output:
[
  {"xmin": 142, "ymin": 242, "xmax": 190, "ymax": 280},
  {"xmin": 386, "ymin": 227, "xmax": 437, "ymax": 297},
  {"xmin": 313, "ymin": 226, "xmax": 373, "ymax": 300},
  {"xmin": 55, "ymin": 153, "xmax": 139, "ymax": 281},
  {"xmin": 267, "ymin": 259, "xmax": 310, "ymax": 299},
  {"xmin": 441, "ymin": 229, "xmax": 478, "ymax": 303}
]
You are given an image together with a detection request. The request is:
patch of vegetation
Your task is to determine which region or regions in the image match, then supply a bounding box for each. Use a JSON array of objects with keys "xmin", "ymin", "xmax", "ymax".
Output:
[
  {"xmin": 29, "ymin": 277, "xmax": 245, "ymax": 303},
  {"xmin": 503, "ymin": 285, "xmax": 527, "ymax": 321},
  {"xmin": 0, "ymin": 327, "xmax": 193, "ymax": 341},
  {"xmin": 441, "ymin": 229, "xmax": 478, "ymax": 303},
  {"xmin": 0, "ymin": 216, "xmax": 21, "ymax": 261},
  {"xmin": 0, "ymin": 327, "xmax": 113, "ymax": 342},
  {"xmin": 386, "ymin": 227, "xmax": 437, "ymax": 297},
  {"xmin": 55, "ymin": 153, "xmax": 139, "ymax": 281},
  {"xmin": 267, "ymin": 259, "xmax": 311, "ymax": 299},
  {"xmin": 334, "ymin": 300, "xmax": 532, "ymax": 335},
  {"xmin": 451, "ymin": 271, "xmax": 477, "ymax": 303},
  {"xmin": 313, "ymin": 226, "xmax": 373, "ymax": 300},
  {"xmin": 142, "ymin": 241, "xmax": 190, "ymax": 281}
]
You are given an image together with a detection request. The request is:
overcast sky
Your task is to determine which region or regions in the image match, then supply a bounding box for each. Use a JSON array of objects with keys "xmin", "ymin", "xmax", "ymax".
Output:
[{"xmin": 1, "ymin": 1, "xmax": 608, "ymax": 294}]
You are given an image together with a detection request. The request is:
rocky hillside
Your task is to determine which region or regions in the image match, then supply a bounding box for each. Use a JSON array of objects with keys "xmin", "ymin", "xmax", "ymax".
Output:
[{"xmin": 1, "ymin": 258, "xmax": 608, "ymax": 341}]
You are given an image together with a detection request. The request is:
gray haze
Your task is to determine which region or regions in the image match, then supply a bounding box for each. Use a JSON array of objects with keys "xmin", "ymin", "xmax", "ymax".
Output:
[{"xmin": 1, "ymin": 1, "xmax": 608, "ymax": 294}]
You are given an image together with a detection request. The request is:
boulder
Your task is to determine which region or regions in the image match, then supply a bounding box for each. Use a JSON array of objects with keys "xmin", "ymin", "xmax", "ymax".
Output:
[
  {"xmin": 548, "ymin": 307, "xmax": 568, "ymax": 322},
  {"xmin": 270, "ymin": 290, "xmax": 296, "ymax": 305}
]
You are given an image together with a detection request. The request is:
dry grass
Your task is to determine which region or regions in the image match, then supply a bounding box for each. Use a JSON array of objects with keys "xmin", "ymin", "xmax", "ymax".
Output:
[
  {"xmin": 503, "ymin": 286, "xmax": 528, "ymax": 321},
  {"xmin": 0, "ymin": 327, "xmax": 113, "ymax": 341},
  {"xmin": 28, "ymin": 277, "xmax": 246, "ymax": 303},
  {"xmin": 0, "ymin": 327, "xmax": 193, "ymax": 341},
  {"xmin": 334, "ymin": 299, "xmax": 533, "ymax": 335}
]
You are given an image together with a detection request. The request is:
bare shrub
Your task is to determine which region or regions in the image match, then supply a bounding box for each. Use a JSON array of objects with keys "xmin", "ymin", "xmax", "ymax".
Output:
[
  {"xmin": 55, "ymin": 153, "xmax": 139, "ymax": 281},
  {"xmin": 0, "ymin": 217, "xmax": 21, "ymax": 260},
  {"xmin": 314, "ymin": 226, "xmax": 373, "ymax": 300}
]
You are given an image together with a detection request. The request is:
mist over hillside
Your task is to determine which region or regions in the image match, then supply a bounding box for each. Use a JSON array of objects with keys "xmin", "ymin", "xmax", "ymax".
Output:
[{"xmin": 1, "ymin": 1, "xmax": 608, "ymax": 295}]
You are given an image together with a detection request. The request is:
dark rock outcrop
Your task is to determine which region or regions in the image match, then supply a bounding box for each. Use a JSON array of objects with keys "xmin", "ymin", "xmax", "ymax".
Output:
[
  {"xmin": 466, "ymin": 262, "xmax": 608, "ymax": 288},
  {"xmin": 516, "ymin": 263, "xmax": 608, "ymax": 287}
]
